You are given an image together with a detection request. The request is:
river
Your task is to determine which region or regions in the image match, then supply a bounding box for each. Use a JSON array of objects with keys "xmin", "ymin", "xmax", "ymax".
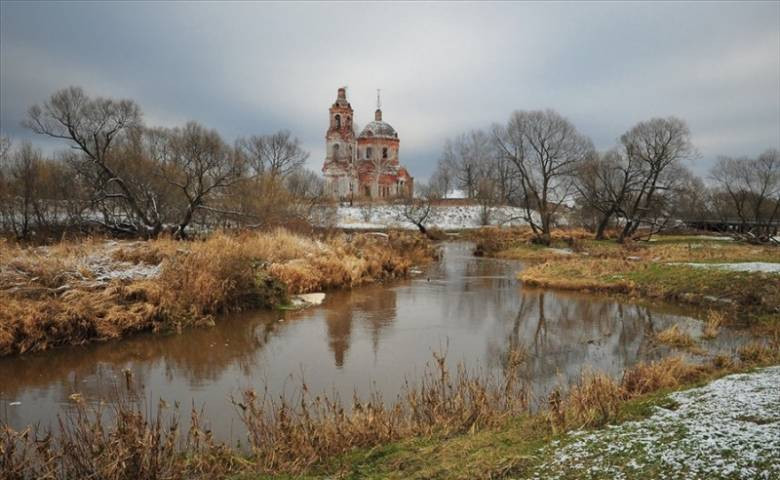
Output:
[{"xmin": 0, "ymin": 242, "xmax": 746, "ymax": 442}]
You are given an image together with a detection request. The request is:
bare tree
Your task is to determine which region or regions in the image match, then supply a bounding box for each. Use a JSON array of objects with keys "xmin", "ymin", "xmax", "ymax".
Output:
[
  {"xmin": 475, "ymin": 176, "xmax": 500, "ymax": 226},
  {"xmin": 494, "ymin": 109, "xmax": 594, "ymax": 245},
  {"xmin": 6, "ymin": 142, "xmax": 43, "ymax": 239},
  {"xmin": 440, "ymin": 130, "xmax": 491, "ymax": 199},
  {"xmin": 398, "ymin": 184, "xmax": 434, "ymax": 235},
  {"xmin": 710, "ymin": 149, "xmax": 780, "ymax": 242},
  {"xmin": 429, "ymin": 158, "xmax": 453, "ymax": 198},
  {"xmin": 485, "ymin": 145, "xmax": 521, "ymax": 205},
  {"xmin": 23, "ymin": 86, "xmax": 163, "ymax": 235},
  {"xmin": 573, "ymin": 149, "xmax": 643, "ymax": 239},
  {"xmin": 156, "ymin": 122, "xmax": 244, "ymax": 238},
  {"xmin": 0, "ymin": 135, "xmax": 10, "ymax": 161},
  {"xmin": 616, "ymin": 117, "xmax": 694, "ymax": 243},
  {"xmin": 239, "ymin": 130, "xmax": 309, "ymax": 179}
]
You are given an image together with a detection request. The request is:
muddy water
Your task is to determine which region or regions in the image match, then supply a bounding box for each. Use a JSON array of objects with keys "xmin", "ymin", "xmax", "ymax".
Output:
[{"xmin": 0, "ymin": 242, "xmax": 747, "ymax": 441}]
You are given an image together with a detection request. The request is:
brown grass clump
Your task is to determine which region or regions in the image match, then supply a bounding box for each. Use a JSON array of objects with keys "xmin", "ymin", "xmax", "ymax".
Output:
[
  {"xmin": 549, "ymin": 355, "xmax": 711, "ymax": 433},
  {"xmin": 738, "ymin": 341, "xmax": 780, "ymax": 365},
  {"xmin": 561, "ymin": 371, "xmax": 624, "ymax": 429},
  {"xmin": 519, "ymin": 258, "xmax": 636, "ymax": 292},
  {"xmin": 655, "ymin": 325, "xmax": 696, "ymax": 349},
  {"xmin": 621, "ymin": 356, "xmax": 707, "ymax": 396},
  {"xmin": 703, "ymin": 310, "xmax": 724, "ymax": 339}
]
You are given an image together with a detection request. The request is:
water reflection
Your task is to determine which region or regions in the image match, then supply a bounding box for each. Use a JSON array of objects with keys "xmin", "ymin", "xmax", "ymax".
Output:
[{"xmin": 0, "ymin": 242, "xmax": 747, "ymax": 440}]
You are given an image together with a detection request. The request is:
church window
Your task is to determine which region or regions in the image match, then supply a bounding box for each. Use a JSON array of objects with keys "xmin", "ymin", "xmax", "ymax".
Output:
[
  {"xmin": 382, "ymin": 147, "xmax": 388, "ymax": 159},
  {"xmin": 335, "ymin": 114, "xmax": 341, "ymax": 129},
  {"xmin": 366, "ymin": 147, "xmax": 373, "ymax": 159}
]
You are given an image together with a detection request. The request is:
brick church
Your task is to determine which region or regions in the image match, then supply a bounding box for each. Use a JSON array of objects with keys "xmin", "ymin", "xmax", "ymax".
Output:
[{"xmin": 322, "ymin": 87, "xmax": 413, "ymax": 200}]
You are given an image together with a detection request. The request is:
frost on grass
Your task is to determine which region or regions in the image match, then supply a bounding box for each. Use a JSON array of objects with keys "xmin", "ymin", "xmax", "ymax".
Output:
[{"xmin": 529, "ymin": 367, "xmax": 780, "ymax": 480}]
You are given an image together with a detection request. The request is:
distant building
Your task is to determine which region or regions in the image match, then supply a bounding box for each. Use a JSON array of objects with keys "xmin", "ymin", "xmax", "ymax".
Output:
[{"xmin": 322, "ymin": 87, "xmax": 413, "ymax": 199}]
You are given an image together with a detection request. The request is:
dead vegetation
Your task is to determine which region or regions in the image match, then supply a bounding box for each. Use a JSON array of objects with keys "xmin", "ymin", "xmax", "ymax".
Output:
[
  {"xmin": 3, "ymin": 345, "xmax": 777, "ymax": 479},
  {"xmin": 236, "ymin": 348, "xmax": 528, "ymax": 473},
  {"xmin": 703, "ymin": 310, "xmax": 724, "ymax": 339},
  {"xmin": 0, "ymin": 230, "xmax": 437, "ymax": 356},
  {"xmin": 655, "ymin": 324, "xmax": 696, "ymax": 349},
  {"xmin": 1, "ymin": 348, "xmax": 528, "ymax": 478}
]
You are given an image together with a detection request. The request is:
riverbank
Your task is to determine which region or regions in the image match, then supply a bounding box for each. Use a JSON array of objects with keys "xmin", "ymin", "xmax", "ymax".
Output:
[
  {"xmin": 471, "ymin": 228, "xmax": 780, "ymax": 327},
  {"xmin": 4, "ymin": 346, "xmax": 778, "ymax": 479},
  {"xmin": 325, "ymin": 363, "xmax": 780, "ymax": 480},
  {"xmin": 0, "ymin": 230, "xmax": 437, "ymax": 356}
]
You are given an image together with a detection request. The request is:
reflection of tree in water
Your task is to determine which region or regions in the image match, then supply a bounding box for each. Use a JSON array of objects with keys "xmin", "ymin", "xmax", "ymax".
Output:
[
  {"xmin": 487, "ymin": 290, "xmax": 671, "ymax": 405},
  {"xmin": 323, "ymin": 285, "xmax": 398, "ymax": 367},
  {"xmin": 0, "ymin": 310, "xmax": 282, "ymax": 404}
]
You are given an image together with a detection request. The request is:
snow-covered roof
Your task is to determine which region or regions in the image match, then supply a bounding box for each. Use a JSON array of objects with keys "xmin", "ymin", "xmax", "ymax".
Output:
[{"xmin": 359, "ymin": 120, "xmax": 398, "ymax": 139}]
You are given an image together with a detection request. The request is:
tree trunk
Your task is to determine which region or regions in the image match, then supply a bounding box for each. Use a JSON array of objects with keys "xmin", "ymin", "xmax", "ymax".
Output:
[{"xmin": 594, "ymin": 211, "xmax": 613, "ymax": 240}]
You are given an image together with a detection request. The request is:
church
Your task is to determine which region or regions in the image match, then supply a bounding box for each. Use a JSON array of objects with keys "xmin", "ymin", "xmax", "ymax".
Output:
[{"xmin": 322, "ymin": 87, "xmax": 414, "ymax": 200}]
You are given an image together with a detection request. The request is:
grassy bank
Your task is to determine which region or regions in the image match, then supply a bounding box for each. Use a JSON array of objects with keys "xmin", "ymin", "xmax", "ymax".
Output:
[
  {"xmin": 470, "ymin": 227, "xmax": 780, "ymax": 325},
  {"xmin": 3, "ymin": 345, "xmax": 778, "ymax": 479},
  {"xmin": 520, "ymin": 259, "xmax": 780, "ymax": 325},
  {"xmin": 0, "ymin": 230, "xmax": 436, "ymax": 356}
]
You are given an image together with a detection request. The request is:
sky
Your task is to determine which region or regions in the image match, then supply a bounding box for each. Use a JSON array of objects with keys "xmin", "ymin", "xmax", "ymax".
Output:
[{"xmin": 1, "ymin": 1, "xmax": 779, "ymax": 180}]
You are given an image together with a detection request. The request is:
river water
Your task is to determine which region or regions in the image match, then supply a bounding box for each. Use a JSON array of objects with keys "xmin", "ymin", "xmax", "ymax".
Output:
[{"xmin": 0, "ymin": 242, "xmax": 746, "ymax": 441}]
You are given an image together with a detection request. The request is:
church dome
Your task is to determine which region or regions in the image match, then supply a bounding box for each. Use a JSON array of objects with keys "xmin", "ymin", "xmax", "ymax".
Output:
[{"xmin": 359, "ymin": 120, "xmax": 398, "ymax": 139}]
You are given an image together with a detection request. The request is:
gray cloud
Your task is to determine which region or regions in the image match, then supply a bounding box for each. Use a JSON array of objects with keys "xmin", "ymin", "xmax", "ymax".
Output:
[{"xmin": 1, "ymin": 1, "xmax": 778, "ymax": 179}]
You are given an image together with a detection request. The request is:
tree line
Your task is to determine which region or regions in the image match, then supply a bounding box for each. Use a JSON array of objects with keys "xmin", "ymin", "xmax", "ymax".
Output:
[
  {"xmin": 427, "ymin": 109, "xmax": 779, "ymax": 244},
  {"xmin": 0, "ymin": 86, "xmax": 324, "ymax": 240}
]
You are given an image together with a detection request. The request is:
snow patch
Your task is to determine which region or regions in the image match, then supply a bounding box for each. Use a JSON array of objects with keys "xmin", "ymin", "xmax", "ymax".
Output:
[
  {"xmin": 529, "ymin": 367, "xmax": 780, "ymax": 479},
  {"xmin": 290, "ymin": 292, "xmax": 326, "ymax": 308},
  {"xmin": 329, "ymin": 205, "xmax": 541, "ymax": 230},
  {"xmin": 670, "ymin": 262, "xmax": 780, "ymax": 273}
]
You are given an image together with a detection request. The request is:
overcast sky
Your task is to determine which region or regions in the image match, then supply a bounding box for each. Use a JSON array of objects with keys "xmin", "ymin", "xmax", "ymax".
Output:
[{"xmin": 1, "ymin": 1, "xmax": 778, "ymax": 179}]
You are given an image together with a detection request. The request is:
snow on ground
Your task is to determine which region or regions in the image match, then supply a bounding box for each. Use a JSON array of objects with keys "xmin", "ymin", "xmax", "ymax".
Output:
[
  {"xmin": 670, "ymin": 262, "xmax": 780, "ymax": 274},
  {"xmin": 331, "ymin": 205, "xmax": 538, "ymax": 230},
  {"xmin": 527, "ymin": 367, "xmax": 780, "ymax": 480},
  {"xmin": 649, "ymin": 235, "xmax": 735, "ymax": 242}
]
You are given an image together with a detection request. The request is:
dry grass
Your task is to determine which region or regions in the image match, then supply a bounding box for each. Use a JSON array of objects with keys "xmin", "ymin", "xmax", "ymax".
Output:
[
  {"xmin": 656, "ymin": 325, "xmax": 696, "ymax": 349},
  {"xmin": 0, "ymin": 230, "xmax": 437, "ymax": 356},
  {"xmin": 520, "ymin": 258, "xmax": 636, "ymax": 292},
  {"xmin": 1, "ymin": 398, "xmax": 237, "ymax": 480},
  {"xmin": 3, "ymin": 346, "xmax": 776, "ymax": 479},
  {"xmin": 549, "ymin": 356, "xmax": 711, "ymax": 433},
  {"xmin": 620, "ymin": 356, "xmax": 706, "ymax": 395},
  {"xmin": 738, "ymin": 341, "xmax": 780, "ymax": 365},
  {"xmin": 1, "ymin": 349, "xmax": 528, "ymax": 478},
  {"xmin": 703, "ymin": 310, "xmax": 724, "ymax": 339},
  {"xmin": 236, "ymin": 348, "xmax": 528, "ymax": 473},
  {"xmin": 471, "ymin": 227, "xmax": 594, "ymax": 257}
]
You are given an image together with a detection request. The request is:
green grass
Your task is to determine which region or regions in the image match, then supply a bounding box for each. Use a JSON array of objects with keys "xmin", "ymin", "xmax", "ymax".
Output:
[{"xmin": 627, "ymin": 263, "xmax": 780, "ymax": 315}]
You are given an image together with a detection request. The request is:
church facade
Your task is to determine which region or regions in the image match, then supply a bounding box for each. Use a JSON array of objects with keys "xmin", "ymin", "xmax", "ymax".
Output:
[{"xmin": 322, "ymin": 87, "xmax": 413, "ymax": 200}]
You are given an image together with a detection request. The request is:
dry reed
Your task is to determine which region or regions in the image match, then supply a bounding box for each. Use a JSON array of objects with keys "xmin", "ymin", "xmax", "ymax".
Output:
[
  {"xmin": 655, "ymin": 325, "xmax": 696, "ymax": 349},
  {"xmin": 3, "ymin": 347, "xmax": 774, "ymax": 479},
  {"xmin": 703, "ymin": 310, "xmax": 724, "ymax": 339}
]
